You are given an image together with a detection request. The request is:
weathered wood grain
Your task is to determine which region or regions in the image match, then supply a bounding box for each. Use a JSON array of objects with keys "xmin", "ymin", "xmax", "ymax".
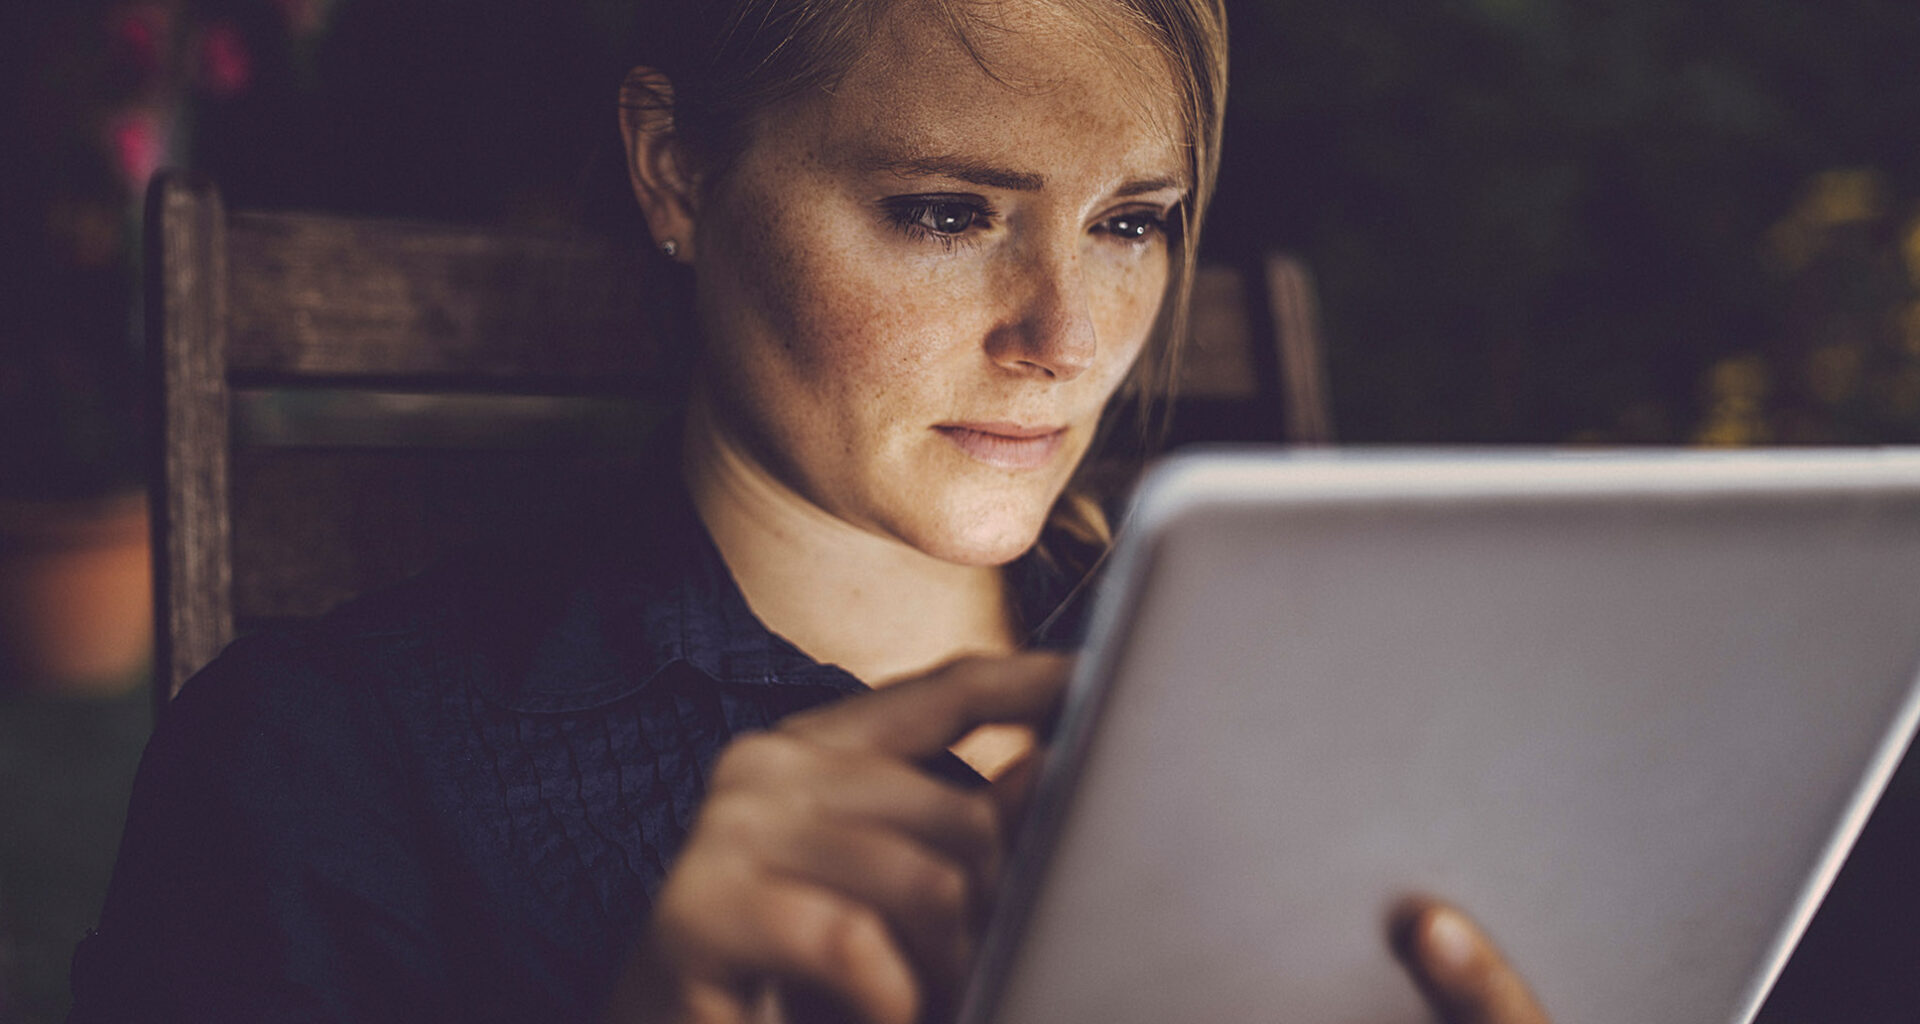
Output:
[
  {"xmin": 224, "ymin": 211, "xmax": 687, "ymax": 383},
  {"xmin": 1182, "ymin": 265, "xmax": 1263, "ymax": 400},
  {"xmin": 147, "ymin": 174, "xmax": 235, "ymax": 704},
  {"xmin": 1266, "ymin": 252, "xmax": 1335, "ymax": 444}
]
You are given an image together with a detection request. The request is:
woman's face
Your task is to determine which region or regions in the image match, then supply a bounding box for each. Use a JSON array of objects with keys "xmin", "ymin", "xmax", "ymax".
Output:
[{"xmin": 688, "ymin": 0, "xmax": 1186, "ymax": 566}]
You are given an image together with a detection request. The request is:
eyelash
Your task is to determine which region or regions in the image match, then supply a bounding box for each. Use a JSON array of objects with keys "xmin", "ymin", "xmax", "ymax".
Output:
[
  {"xmin": 885, "ymin": 197, "xmax": 994, "ymax": 252},
  {"xmin": 1096, "ymin": 209, "xmax": 1172, "ymax": 244},
  {"xmin": 882, "ymin": 197, "xmax": 1174, "ymax": 252}
]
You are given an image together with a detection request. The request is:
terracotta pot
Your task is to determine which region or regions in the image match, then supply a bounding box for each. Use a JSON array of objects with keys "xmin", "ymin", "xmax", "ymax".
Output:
[{"xmin": 0, "ymin": 490, "xmax": 153, "ymax": 694}]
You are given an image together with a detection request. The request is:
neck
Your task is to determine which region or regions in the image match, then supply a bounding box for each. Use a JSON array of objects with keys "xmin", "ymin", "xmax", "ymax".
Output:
[{"xmin": 681, "ymin": 398, "xmax": 1020, "ymax": 687}]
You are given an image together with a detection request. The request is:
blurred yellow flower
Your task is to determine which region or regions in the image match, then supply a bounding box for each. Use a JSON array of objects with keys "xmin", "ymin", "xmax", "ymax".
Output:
[
  {"xmin": 1806, "ymin": 169, "xmax": 1887, "ymax": 226},
  {"xmin": 1694, "ymin": 353, "xmax": 1772, "ymax": 446},
  {"xmin": 1766, "ymin": 169, "xmax": 1888, "ymax": 273}
]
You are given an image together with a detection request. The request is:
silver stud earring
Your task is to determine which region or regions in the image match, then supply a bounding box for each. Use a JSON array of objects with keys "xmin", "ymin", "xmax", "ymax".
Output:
[{"xmin": 661, "ymin": 239, "xmax": 679, "ymax": 259}]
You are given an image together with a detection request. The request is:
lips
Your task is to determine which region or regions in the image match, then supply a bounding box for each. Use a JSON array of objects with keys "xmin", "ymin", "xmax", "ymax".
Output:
[{"xmin": 934, "ymin": 422, "xmax": 1068, "ymax": 470}]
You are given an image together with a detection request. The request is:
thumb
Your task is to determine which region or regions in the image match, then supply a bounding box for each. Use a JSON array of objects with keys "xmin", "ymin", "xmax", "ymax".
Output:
[{"xmin": 1391, "ymin": 899, "xmax": 1551, "ymax": 1024}]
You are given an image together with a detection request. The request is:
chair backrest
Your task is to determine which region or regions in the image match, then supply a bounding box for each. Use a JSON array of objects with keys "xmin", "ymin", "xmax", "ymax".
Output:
[{"xmin": 146, "ymin": 172, "xmax": 1332, "ymax": 704}]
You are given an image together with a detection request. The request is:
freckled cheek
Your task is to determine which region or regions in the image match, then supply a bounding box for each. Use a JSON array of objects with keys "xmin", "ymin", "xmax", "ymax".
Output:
[
  {"xmin": 710, "ymin": 221, "xmax": 890, "ymax": 385},
  {"xmin": 1087, "ymin": 255, "xmax": 1169, "ymax": 389},
  {"xmin": 783, "ymin": 254, "xmax": 1000, "ymax": 395},
  {"xmin": 780, "ymin": 276, "xmax": 941, "ymax": 393}
]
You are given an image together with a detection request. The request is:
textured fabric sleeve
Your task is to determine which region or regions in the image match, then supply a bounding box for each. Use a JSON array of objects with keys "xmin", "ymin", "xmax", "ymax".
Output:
[{"xmin": 68, "ymin": 631, "xmax": 464, "ymax": 1024}]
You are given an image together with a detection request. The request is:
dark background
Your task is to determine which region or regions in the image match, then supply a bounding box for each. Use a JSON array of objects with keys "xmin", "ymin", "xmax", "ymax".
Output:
[
  {"xmin": 11, "ymin": 0, "xmax": 1920, "ymax": 480},
  {"xmin": 4, "ymin": 1, "xmax": 1920, "ymax": 1021},
  {"xmin": 185, "ymin": 0, "xmax": 1920, "ymax": 449}
]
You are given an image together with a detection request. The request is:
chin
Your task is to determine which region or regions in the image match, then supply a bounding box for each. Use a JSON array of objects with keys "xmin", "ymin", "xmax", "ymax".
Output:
[{"xmin": 902, "ymin": 494, "xmax": 1055, "ymax": 568}]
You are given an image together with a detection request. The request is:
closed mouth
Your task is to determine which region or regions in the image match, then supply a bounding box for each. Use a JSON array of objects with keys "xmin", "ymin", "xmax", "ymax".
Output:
[{"xmin": 934, "ymin": 423, "xmax": 1068, "ymax": 470}]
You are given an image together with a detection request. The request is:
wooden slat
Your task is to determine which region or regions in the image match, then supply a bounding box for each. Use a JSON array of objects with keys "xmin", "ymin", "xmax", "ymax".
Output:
[
  {"xmin": 224, "ymin": 211, "xmax": 687, "ymax": 381},
  {"xmin": 1266, "ymin": 252, "xmax": 1335, "ymax": 444},
  {"xmin": 229, "ymin": 389, "xmax": 668, "ymax": 450},
  {"xmin": 147, "ymin": 174, "xmax": 235, "ymax": 703},
  {"xmin": 1180, "ymin": 265, "xmax": 1262, "ymax": 400}
]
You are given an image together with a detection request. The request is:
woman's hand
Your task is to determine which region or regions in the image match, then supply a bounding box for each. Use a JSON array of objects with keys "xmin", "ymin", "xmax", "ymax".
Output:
[
  {"xmin": 602, "ymin": 653, "xmax": 1070, "ymax": 1024},
  {"xmin": 1393, "ymin": 899, "xmax": 1552, "ymax": 1024}
]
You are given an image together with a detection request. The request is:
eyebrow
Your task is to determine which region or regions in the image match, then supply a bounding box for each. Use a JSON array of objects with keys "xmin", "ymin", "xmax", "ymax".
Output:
[
  {"xmin": 860, "ymin": 153, "xmax": 1187, "ymax": 199},
  {"xmin": 867, "ymin": 154, "xmax": 1046, "ymax": 192},
  {"xmin": 1112, "ymin": 174, "xmax": 1188, "ymax": 199}
]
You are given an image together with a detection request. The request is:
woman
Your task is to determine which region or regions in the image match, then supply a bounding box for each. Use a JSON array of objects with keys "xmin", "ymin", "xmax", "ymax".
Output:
[{"xmin": 72, "ymin": 1, "xmax": 1548, "ymax": 1022}]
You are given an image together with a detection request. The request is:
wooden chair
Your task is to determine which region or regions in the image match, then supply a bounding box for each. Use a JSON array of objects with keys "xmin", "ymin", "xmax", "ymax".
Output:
[{"xmin": 146, "ymin": 172, "xmax": 1333, "ymax": 706}]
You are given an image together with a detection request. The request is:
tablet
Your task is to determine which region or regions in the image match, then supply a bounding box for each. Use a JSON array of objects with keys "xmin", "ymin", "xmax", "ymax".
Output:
[{"xmin": 960, "ymin": 449, "xmax": 1920, "ymax": 1024}]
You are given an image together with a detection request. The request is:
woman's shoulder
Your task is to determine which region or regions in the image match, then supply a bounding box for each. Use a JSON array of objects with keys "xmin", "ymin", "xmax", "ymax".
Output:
[
  {"xmin": 77, "ymin": 488, "xmax": 736, "ymax": 1020},
  {"xmin": 78, "ymin": 540, "xmax": 692, "ymax": 1023}
]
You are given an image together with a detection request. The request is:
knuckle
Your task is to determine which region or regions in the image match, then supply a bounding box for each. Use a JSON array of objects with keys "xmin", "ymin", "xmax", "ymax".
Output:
[
  {"xmin": 655, "ymin": 855, "xmax": 755, "ymax": 949},
  {"xmin": 698, "ymin": 792, "xmax": 758, "ymax": 839},
  {"xmin": 698, "ymin": 790, "xmax": 788, "ymax": 851}
]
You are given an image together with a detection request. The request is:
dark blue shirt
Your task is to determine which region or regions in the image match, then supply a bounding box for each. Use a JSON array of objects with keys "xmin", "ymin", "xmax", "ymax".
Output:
[{"xmin": 69, "ymin": 460, "xmax": 1095, "ymax": 1023}]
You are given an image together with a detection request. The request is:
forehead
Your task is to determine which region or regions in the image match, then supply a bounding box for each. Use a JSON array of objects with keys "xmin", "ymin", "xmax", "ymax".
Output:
[{"xmin": 802, "ymin": 0, "xmax": 1186, "ymax": 186}]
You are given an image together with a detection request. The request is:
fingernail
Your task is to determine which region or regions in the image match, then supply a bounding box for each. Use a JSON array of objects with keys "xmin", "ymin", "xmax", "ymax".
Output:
[{"xmin": 1423, "ymin": 906, "xmax": 1478, "ymax": 972}]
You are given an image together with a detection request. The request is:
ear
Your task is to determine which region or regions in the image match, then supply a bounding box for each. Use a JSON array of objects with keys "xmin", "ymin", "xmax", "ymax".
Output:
[{"xmin": 619, "ymin": 68, "xmax": 701, "ymax": 263}]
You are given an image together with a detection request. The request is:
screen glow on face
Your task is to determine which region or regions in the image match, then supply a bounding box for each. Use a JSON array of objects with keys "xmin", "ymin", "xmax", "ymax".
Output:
[{"xmin": 689, "ymin": 0, "xmax": 1187, "ymax": 566}]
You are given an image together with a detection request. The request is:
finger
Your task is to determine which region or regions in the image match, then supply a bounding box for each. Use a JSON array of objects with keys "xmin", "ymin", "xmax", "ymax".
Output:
[
  {"xmin": 764, "ymin": 821, "xmax": 979, "ymax": 996},
  {"xmin": 1390, "ymin": 900, "xmax": 1550, "ymax": 1024},
  {"xmin": 782, "ymin": 653, "xmax": 1071, "ymax": 760},
  {"xmin": 711, "ymin": 733, "xmax": 1005, "ymax": 889},
  {"xmin": 667, "ymin": 876, "xmax": 922, "ymax": 1024}
]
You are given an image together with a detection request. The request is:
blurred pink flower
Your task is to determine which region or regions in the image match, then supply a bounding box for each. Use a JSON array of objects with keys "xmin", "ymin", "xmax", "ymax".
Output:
[
  {"xmin": 197, "ymin": 21, "xmax": 253, "ymax": 98},
  {"xmin": 106, "ymin": 110, "xmax": 168, "ymax": 193}
]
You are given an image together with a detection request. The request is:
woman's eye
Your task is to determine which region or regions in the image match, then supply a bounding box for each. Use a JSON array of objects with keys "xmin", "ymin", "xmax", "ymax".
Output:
[
  {"xmin": 920, "ymin": 203, "xmax": 978, "ymax": 234},
  {"xmin": 893, "ymin": 201, "xmax": 982, "ymax": 236},
  {"xmin": 1099, "ymin": 211, "xmax": 1166, "ymax": 242},
  {"xmin": 883, "ymin": 198, "xmax": 993, "ymax": 252}
]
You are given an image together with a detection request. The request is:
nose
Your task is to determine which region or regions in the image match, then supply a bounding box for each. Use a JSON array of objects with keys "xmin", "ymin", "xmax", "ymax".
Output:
[{"xmin": 985, "ymin": 248, "xmax": 1098, "ymax": 381}]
